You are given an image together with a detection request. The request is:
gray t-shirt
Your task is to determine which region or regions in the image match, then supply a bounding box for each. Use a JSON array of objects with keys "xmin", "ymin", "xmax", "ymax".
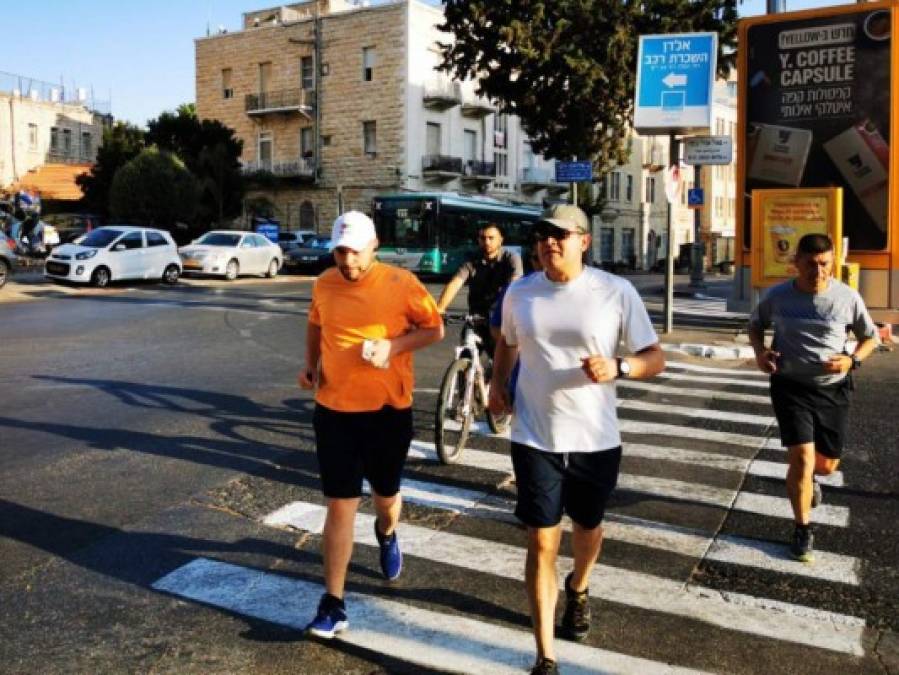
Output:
[{"xmin": 749, "ymin": 279, "xmax": 878, "ymax": 386}]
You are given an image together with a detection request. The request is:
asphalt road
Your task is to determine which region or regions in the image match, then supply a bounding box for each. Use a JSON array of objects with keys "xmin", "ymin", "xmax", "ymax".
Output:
[{"xmin": 0, "ymin": 275, "xmax": 896, "ymax": 674}]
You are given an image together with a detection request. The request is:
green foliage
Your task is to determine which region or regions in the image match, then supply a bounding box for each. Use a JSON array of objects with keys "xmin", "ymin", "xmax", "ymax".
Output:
[
  {"xmin": 109, "ymin": 147, "xmax": 200, "ymax": 227},
  {"xmin": 76, "ymin": 122, "xmax": 146, "ymax": 215},
  {"xmin": 438, "ymin": 0, "xmax": 737, "ymax": 172},
  {"xmin": 146, "ymin": 105, "xmax": 244, "ymax": 226}
]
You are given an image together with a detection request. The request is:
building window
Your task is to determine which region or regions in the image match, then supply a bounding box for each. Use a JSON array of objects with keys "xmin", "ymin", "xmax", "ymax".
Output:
[
  {"xmin": 258, "ymin": 131, "xmax": 273, "ymax": 170},
  {"xmin": 622, "ymin": 228, "xmax": 635, "ymax": 263},
  {"xmin": 493, "ymin": 113, "xmax": 507, "ymax": 148},
  {"xmin": 300, "ymin": 127, "xmax": 314, "ymax": 158},
  {"xmin": 222, "ymin": 68, "xmax": 233, "ymax": 99},
  {"xmin": 363, "ymin": 120, "xmax": 377, "ymax": 155},
  {"xmin": 608, "ymin": 172, "xmax": 621, "ymax": 201},
  {"xmin": 63, "ymin": 129, "xmax": 72, "ymax": 154},
  {"xmin": 301, "ymin": 56, "xmax": 314, "ymax": 90},
  {"xmin": 463, "ymin": 129, "xmax": 477, "ymax": 165},
  {"xmin": 28, "ymin": 123, "xmax": 38, "ymax": 150},
  {"xmin": 50, "ymin": 127, "xmax": 59, "ymax": 152},
  {"xmin": 600, "ymin": 228, "xmax": 614, "ymax": 262},
  {"xmin": 82, "ymin": 132, "xmax": 92, "ymax": 157},
  {"xmin": 645, "ymin": 176, "xmax": 655, "ymax": 203},
  {"xmin": 426, "ymin": 122, "xmax": 441, "ymax": 156},
  {"xmin": 321, "ymin": 135, "xmax": 331, "ymax": 147},
  {"xmin": 362, "ymin": 47, "xmax": 375, "ymax": 82},
  {"xmin": 258, "ymin": 61, "xmax": 272, "ymax": 93},
  {"xmin": 625, "ymin": 174, "xmax": 633, "ymax": 202}
]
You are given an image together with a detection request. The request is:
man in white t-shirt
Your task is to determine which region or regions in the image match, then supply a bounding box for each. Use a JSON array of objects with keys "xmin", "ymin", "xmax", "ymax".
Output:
[{"xmin": 489, "ymin": 204, "xmax": 664, "ymax": 675}]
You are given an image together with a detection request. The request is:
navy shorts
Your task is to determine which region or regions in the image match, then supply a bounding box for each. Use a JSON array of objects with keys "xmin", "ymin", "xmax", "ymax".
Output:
[
  {"xmin": 511, "ymin": 443, "xmax": 622, "ymax": 529},
  {"xmin": 313, "ymin": 404, "xmax": 413, "ymax": 498},
  {"xmin": 770, "ymin": 375, "xmax": 850, "ymax": 459}
]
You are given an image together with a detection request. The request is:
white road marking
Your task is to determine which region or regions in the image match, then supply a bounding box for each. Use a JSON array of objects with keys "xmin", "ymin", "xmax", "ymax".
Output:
[
  {"xmin": 623, "ymin": 443, "xmax": 750, "ymax": 472},
  {"xmin": 733, "ymin": 492, "xmax": 849, "ymax": 527},
  {"xmin": 618, "ymin": 379, "xmax": 771, "ymax": 405},
  {"xmin": 618, "ymin": 399, "xmax": 775, "ymax": 427},
  {"xmin": 748, "ymin": 459, "xmax": 845, "ymax": 487},
  {"xmin": 263, "ymin": 503, "xmax": 865, "ymax": 656},
  {"xmin": 655, "ymin": 371, "xmax": 770, "ymax": 389},
  {"xmin": 153, "ymin": 558, "xmax": 709, "ymax": 675},
  {"xmin": 664, "ymin": 361, "xmax": 768, "ymax": 378},
  {"xmin": 413, "ymin": 387, "xmax": 440, "ymax": 395}
]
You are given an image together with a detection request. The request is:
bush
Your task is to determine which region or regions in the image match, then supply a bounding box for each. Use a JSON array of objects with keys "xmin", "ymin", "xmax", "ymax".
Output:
[{"xmin": 110, "ymin": 147, "xmax": 199, "ymax": 227}]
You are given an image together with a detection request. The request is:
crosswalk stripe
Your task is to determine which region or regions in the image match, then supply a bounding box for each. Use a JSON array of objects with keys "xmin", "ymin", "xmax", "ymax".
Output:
[
  {"xmin": 263, "ymin": 502, "xmax": 865, "ymax": 656},
  {"xmin": 748, "ymin": 459, "xmax": 845, "ymax": 487},
  {"xmin": 618, "ymin": 380, "xmax": 771, "ymax": 405},
  {"xmin": 618, "ymin": 399, "xmax": 775, "ymax": 427},
  {"xmin": 664, "ymin": 361, "xmax": 768, "ymax": 378},
  {"xmin": 152, "ymin": 557, "xmax": 711, "ymax": 675},
  {"xmin": 656, "ymin": 371, "xmax": 770, "ymax": 389},
  {"xmin": 732, "ymin": 491, "xmax": 849, "ymax": 527}
]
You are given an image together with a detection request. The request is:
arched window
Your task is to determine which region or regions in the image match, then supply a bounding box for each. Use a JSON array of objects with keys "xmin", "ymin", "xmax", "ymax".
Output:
[{"xmin": 300, "ymin": 201, "xmax": 316, "ymax": 229}]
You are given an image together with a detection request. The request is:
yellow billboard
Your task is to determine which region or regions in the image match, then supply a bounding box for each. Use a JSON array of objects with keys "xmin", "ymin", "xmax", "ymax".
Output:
[{"xmin": 751, "ymin": 187, "xmax": 843, "ymax": 287}]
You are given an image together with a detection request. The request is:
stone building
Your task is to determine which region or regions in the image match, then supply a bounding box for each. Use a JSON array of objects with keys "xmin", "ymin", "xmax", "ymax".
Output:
[{"xmin": 195, "ymin": 0, "xmax": 566, "ymax": 231}]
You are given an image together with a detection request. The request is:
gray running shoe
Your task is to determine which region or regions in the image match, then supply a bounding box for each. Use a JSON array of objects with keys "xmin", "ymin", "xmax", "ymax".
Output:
[
  {"xmin": 811, "ymin": 478, "xmax": 823, "ymax": 509},
  {"xmin": 790, "ymin": 526, "xmax": 814, "ymax": 563}
]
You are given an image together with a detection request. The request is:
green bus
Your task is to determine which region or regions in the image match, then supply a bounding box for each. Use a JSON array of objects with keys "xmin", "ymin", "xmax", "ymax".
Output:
[{"xmin": 372, "ymin": 192, "xmax": 543, "ymax": 276}]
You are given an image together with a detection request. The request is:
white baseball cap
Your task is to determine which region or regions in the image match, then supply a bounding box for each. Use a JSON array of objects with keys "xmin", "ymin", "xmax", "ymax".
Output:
[{"xmin": 329, "ymin": 211, "xmax": 376, "ymax": 251}]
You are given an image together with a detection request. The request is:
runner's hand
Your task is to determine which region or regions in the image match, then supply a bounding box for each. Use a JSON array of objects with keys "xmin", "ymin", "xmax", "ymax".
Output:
[
  {"xmin": 298, "ymin": 367, "xmax": 317, "ymax": 389},
  {"xmin": 755, "ymin": 349, "xmax": 779, "ymax": 374},
  {"xmin": 581, "ymin": 355, "xmax": 617, "ymax": 383},
  {"xmin": 488, "ymin": 382, "xmax": 511, "ymax": 415},
  {"xmin": 823, "ymin": 354, "xmax": 852, "ymax": 374}
]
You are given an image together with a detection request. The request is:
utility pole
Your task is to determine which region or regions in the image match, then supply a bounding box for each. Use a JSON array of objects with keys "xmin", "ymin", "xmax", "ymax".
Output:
[
  {"xmin": 689, "ymin": 163, "xmax": 705, "ymax": 289},
  {"xmin": 663, "ymin": 133, "xmax": 679, "ymax": 334}
]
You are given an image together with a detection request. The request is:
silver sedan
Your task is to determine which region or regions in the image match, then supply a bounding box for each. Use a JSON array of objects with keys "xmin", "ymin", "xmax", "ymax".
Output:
[{"xmin": 179, "ymin": 231, "xmax": 283, "ymax": 280}]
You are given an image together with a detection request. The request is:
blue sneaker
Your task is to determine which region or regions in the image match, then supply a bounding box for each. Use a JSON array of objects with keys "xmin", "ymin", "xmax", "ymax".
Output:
[
  {"xmin": 374, "ymin": 520, "xmax": 402, "ymax": 581},
  {"xmin": 305, "ymin": 593, "xmax": 348, "ymax": 639}
]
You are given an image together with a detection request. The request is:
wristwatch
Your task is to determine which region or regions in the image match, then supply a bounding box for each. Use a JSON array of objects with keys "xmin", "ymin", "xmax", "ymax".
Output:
[
  {"xmin": 850, "ymin": 355, "xmax": 862, "ymax": 370},
  {"xmin": 616, "ymin": 357, "xmax": 632, "ymax": 378}
]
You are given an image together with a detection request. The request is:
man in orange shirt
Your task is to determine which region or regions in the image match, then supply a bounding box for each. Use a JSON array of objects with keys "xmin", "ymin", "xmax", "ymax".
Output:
[{"xmin": 299, "ymin": 210, "xmax": 444, "ymax": 638}]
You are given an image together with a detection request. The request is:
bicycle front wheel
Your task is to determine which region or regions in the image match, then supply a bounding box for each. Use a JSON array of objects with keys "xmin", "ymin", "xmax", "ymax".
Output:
[{"xmin": 435, "ymin": 357, "xmax": 473, "ymax": 464}]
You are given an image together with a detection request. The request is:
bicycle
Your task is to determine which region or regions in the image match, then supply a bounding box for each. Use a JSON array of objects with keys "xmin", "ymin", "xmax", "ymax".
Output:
[{"xmin": 434, "ymin": 314, "xmax": 510, "ymax": 464}]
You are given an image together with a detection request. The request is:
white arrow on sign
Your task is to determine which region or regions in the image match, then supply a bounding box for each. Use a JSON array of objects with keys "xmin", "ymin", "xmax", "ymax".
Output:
[{"xmin": 663, "ymin": 72, "xmax": 687, "ymax": 87}]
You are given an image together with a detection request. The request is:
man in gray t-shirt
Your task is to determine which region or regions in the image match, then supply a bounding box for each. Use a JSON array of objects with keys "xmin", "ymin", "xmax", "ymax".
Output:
[{"xmin": 749, "ymin": 234, "xmax": 879, "ymax": 563}]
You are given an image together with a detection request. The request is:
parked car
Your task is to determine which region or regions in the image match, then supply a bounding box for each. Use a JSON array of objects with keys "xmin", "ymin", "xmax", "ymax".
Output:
[
  {"xmin": 284, "ymin": 235, "xmax": 334, "ymax": 274},
  {"xmin": 0, "ymin": 231, "xmax": 18, "ymax": 289},
  {"xmin": 179, "ymin": 230, "xmax": 283, "ymax": 280},
  {"xmin": 277, "ymin": 229, "xmax": 316, "ymax": 254},
  {"xmin": 42, "ymin": 213, "xmax": 102, "ymax": 244},
  {"xmin": 44, "ymin": 226, "xmax": 182, "ymax": 288}
]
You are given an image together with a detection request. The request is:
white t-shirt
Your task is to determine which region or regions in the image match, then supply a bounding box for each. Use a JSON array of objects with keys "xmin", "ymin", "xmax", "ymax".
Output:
[{"xmin": 501, "ymin": 267, "xmax": 658, "ymax": 453}]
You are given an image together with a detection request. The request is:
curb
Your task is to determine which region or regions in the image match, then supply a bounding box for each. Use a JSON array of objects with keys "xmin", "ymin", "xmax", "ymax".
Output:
[{"xmin": 661, "ymin": 342, "xmax": 755, "ymax": 360}]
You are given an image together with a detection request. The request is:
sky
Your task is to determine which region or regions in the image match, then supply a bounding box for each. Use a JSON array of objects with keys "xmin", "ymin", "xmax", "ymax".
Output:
[{"xmin": 5, "ymin": 0, "xmax": 853, "ymax": 128}]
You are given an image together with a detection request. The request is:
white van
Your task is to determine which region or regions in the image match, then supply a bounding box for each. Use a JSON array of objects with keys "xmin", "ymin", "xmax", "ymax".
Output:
[{"xmin": 44, "ymin": 226, "xmax": 182, "ymax": 287}]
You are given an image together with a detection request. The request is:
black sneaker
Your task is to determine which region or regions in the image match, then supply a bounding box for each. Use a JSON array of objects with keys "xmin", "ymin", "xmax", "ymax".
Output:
[
  {"xmin": 811, "ymin": 478, "xmax": 823, "ymax": 508},
  {"xmin": 374, "ymin": 520, "xmax": 403, "ymax": 581},
  {"xmin": 305, "ymin": 593, "xmax": 348, "ymax": 639},
  {"xmin": 561, "ymin": 572, "xmax": 591, "ymax": 641},
  {"xmin": 790, "ymin": 525, "xmax": 814, "ymax": 563},
  {"xmin": 530, "ymin": 657, "xmax": 559, "ymax": 675}
]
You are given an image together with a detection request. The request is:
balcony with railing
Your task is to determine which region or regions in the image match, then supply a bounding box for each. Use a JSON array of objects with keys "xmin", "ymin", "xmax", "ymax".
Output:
[
  {"xmin": 461, "ymin": 160, "xmax": 495, "ymax": 186},
  {"xmin": 519, "ymin": 166, "xmax": 567, "ymax": 193},
  {"xmin": 422, "ymin": 154, "xmax": 463, "ymax": 181},
  {"xmin": 245, "ymin": 88, "xmax": 315, "ymax": 117},
  {"xmin": 460, "ymin": 94, "xmax": 495, "ymax": 119},
  {"xmin": 422, "ymin": 78, "xmax": 462, "ymax": 110},
  {"xmin": 241, "ymin": 157, "xmax": 316, "ymax": 180}
]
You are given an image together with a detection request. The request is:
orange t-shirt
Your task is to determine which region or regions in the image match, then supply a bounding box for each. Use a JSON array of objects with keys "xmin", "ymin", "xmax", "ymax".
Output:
[{"xmin": 309, "ymin": 262, "xmax": 442, "ymax": 412}]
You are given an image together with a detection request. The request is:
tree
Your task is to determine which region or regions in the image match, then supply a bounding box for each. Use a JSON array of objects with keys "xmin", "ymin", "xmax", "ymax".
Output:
[
  {"xmin": 76, "ymin": 122, "xmax": 146, "ymax": 215},
  {"xmin": 109, "ymin": 147, "xmax": 199, "ymax": 228},
  {"xmin": 438, "ymin": 1, "xmax": 737, "ymax": 171},
  {"xmin": 146, "ymin": 105, "xmax": 244, "ymax": 226}
]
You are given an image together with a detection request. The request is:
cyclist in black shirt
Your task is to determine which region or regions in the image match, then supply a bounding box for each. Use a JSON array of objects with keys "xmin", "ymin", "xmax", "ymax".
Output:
[{"xmin": 436, "ymin": 224, "xmax": 523, "ymax": 357}]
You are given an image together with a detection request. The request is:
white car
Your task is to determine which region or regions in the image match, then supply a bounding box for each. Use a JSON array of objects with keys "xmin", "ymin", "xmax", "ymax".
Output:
[
  {"xmin": 179, "ymin": 230, "xmax": 283, "ymax": 280},
  {"xmin": 44, "ymin": 226, "xmax": 181, "ymax": 288}
]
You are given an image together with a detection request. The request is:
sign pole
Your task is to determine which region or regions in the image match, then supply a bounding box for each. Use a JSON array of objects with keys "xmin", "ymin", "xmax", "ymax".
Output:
[
  {"xmin": 689, "ymin": 163, "xmax": 705, "ymax": 289},
  {"xmin": 663, "ymin": 133, "xmax": 678, "ymax": 334}
]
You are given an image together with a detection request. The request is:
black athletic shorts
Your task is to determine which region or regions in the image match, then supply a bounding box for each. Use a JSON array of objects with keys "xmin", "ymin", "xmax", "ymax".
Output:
[
  {"xmin": 770, "ymin": 375, "xmax": 851, "ymax": 459},
  {"xmin": 511, "ymin": 443, "xmax": 622, "ymax": 529},
  {"xmin": 313, "ymin": 404, "xmax": 413, "ymax": 499}
]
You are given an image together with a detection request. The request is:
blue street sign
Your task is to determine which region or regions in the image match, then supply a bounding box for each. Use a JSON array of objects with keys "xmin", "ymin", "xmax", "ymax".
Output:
[
  {"xmin": 634, "ymin": 32, "xmax": 717, "ymax": 133},
  {"xmin": 687, "ymin": 187, "xmax": 704, "ymax": 208},
  {"xmin": 555, "ymin": 161, "xmax": 593, "ymax": 183},
  {"xmin": 255, "ymin": 222, "xmax": 279, "ymax": 243}
]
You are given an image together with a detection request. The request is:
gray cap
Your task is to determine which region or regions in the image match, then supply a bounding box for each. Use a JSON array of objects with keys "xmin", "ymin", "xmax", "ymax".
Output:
[{"xmin": 538, "ymin": 204, "xmax": 590, "ymax": 234}]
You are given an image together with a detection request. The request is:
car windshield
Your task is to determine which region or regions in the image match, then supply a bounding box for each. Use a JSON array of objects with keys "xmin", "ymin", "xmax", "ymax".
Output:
[
  {"xmin": 80, "ymin": 229, "xmax": 123, "ymax": 248},
  {"xmin": 196, "ymin": 233, "xmax": 241, "ymax": 247},
  {"xmin": 309, "ymin": 236, "xmax": 331, "ymax": 249}
]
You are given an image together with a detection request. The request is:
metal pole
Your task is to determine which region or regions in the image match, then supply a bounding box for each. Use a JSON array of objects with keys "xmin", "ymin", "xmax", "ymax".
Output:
[
  {"xmin": 689, "ymin": 163, "xmax": 705, "ymax": 289},
  {"xmin": 571, "ymin": 181, "xmax": 577, "ymax": 205},
  {"xmin": 766, "ymin": 0, "xmax": 785, "ymax": 12},
  {"xmin": 663, "ymin": 133, "xmax": 678, "ymax": 334}
]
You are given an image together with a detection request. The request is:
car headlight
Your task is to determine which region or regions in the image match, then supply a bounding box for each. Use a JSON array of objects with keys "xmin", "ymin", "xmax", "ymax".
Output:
[{"xmin": 75, "ymin": 250, "xmax": 97, "ymax": 260}]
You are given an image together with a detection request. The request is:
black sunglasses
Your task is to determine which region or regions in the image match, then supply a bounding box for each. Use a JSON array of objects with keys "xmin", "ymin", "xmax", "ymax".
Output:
[{"xmin": 534, "ymin": 223, "xmax": 575, "ymax": 242}]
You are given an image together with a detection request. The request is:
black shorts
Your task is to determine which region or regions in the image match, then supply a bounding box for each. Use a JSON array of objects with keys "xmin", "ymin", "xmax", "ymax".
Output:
[
  {"xmin": 313, "ymin": 404, "xmax": 413, "ymax": 499},
  {"xmin": 770, "ymin": 375, "xmax": 851, "ymax": 459},
  {"xmin": 511, "ymin": 443, "xmax": 622, "ymax": 529}
]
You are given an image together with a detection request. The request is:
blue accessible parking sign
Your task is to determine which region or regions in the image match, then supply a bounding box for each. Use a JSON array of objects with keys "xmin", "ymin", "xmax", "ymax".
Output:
[
  {"xmin": 687, "ymin": 187, "xmax": 704, "ymax": 208},
  {"xmin": 634, "ymin": 32, "xmax": 717, "ymax": 133}
]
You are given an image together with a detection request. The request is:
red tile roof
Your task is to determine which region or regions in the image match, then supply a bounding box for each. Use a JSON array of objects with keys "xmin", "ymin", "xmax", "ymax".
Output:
[{"xmin": 10, "ymin": 163, "xmax": 92, "ymax": 201}]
